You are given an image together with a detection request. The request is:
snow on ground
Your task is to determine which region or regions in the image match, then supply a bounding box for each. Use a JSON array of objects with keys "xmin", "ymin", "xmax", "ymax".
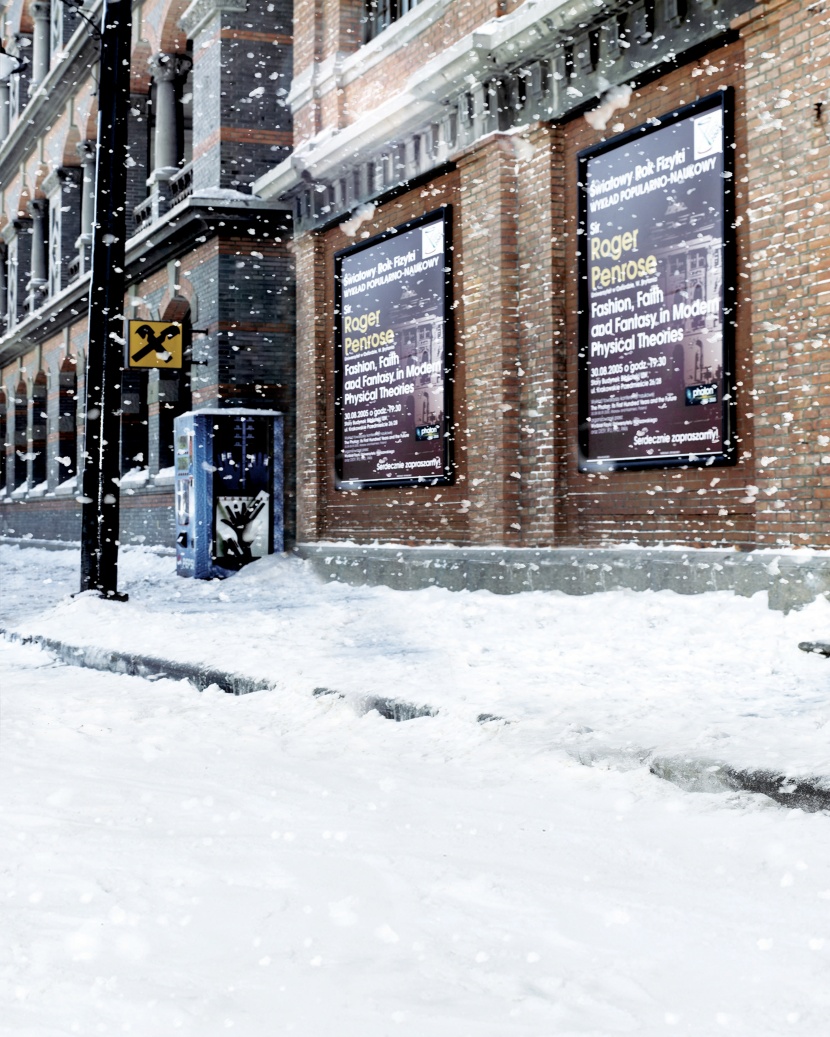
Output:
[
  {"xmin": 2, "ymin": 543, "xmax": 830, "ymax": 777},
  {"xmin": 3, "ymin": 636, "xmax": 830, "ymax": 1036},
  {"xmin": 3, "ymin": 544, "xmax": 830, "ymax": 1034}
]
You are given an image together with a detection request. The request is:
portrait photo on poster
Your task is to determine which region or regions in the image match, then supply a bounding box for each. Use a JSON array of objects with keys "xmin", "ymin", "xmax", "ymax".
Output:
[
  {"xmin": 333, "ymin": 207, "xmax": 454, "ymax": 490},
  {"xmin": 577, "ymin": 90, "xmax": 737, "ymax": 472}
]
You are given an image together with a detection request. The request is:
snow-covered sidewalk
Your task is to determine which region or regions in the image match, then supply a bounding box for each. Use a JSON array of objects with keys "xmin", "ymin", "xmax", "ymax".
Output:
[
  {"xmin": 2, "ymin": 542, "xmax": 830, "ymax": 784},
  {"xmin": 4, "ymin": 543, "xmax": 830, "ymax": 1035}
]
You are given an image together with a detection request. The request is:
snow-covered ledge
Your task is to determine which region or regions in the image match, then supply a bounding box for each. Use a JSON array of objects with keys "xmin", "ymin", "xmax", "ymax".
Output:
[
  {"xmin": 295, "ymin": 542, "xmax": 830, "ymax": 613},
  {"xmin": 54, "ymin": 476, "xmax": 78, "ymax": 498}
]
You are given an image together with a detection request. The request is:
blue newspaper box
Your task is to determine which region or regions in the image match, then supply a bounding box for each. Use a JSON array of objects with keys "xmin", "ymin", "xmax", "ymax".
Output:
[{"xmin": 173, "ymin": 409, "xmax": 284, "ymax": 579}]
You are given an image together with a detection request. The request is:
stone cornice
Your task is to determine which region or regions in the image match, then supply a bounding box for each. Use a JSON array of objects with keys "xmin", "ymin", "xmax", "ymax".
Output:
[
  {"xmin": 255, "ymin": 0, "xmax": 757, "ymax": 232},
  {"xmin": 42, "ymin": 166, "xmax": 81, "ymax": 197}
]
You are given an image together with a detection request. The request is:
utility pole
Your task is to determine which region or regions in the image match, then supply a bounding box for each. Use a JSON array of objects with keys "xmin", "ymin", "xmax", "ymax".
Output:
[{"xmin": 78, "ymin": 0, "xmax": 131, "ymax": 598}]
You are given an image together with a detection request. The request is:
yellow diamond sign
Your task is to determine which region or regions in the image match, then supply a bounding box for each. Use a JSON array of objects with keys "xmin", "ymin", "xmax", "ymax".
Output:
[{"xmin": 127, "ymin": 320, "xmax": 184, "ymax": 369}]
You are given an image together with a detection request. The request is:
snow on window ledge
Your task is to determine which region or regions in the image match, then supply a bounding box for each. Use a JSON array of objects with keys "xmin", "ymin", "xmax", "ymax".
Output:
[
  {"xmin": 288, "ymin": 0, "xmax": 447, "ymax": 114},
  {"xmin": 119, "ymin": 467, "xmax": 151, "ymax": 491},
  {"xmin": 54, "ymin": 475, "xmax": 78, "ymax": 497}
]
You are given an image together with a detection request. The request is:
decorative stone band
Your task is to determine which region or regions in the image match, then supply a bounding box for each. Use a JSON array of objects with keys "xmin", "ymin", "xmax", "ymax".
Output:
[{"xmin": 260, "ymin": 0, "xmax": 755, "ymax": 234}]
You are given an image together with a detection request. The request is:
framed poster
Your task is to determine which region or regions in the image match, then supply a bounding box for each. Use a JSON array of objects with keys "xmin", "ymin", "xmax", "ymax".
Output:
[
  {"xmin": 334, "ymin": 207, "xmax": 454, "ymax": 489},
  {"xmin": 577, "ymin": 90, "xmax": 736, "ymax": 471}
]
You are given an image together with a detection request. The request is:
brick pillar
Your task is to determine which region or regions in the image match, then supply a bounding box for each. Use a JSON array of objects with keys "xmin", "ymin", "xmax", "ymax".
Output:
[
  {"xmin": 514, "ymin": 122, "xmax": 561, "ymax": 546},
  {"xmin": 294, "ymin": 230, "xmax": 328, "ymax": 542},
  {"xmin": 294, "ymin": 0, "xmax": 324, "ymax": 74},
  {"xmin": 736, "ymin": 0, "xmax": 830, "ymax": 548},
  {"xmin": 457, "ymin": 135, "xmax": 522, "ymax": 546}
]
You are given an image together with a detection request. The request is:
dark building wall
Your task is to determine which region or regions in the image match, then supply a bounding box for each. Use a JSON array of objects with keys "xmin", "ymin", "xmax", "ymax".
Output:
[
  {"xmin": 191, "ymin": 0, "xmax": 293, "ymax": 194},
  {"xmin": 0, "ymin": 490, "xmax": 174, "ymax": 546}
]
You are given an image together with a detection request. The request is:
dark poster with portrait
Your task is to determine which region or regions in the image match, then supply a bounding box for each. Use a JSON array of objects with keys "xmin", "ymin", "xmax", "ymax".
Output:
[
  {"xmin": 334, "ymin": 208, "xmax": 453, "ymax": 488},
  {"xmin": 578, "ymin": 91, "xmax": 736, "ymax": 470}
]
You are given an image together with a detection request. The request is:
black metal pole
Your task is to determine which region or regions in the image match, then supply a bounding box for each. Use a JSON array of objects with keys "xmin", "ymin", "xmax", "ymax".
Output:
[{"xmin": 79, "ymin": 0, "xmax": 131, "ymax": 598}]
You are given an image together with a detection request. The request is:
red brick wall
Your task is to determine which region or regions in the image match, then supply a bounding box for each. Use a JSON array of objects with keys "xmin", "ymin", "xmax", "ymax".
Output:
[
  {"xmin": 291, "ymin": 0, "xmax": 506, "ymax": 143},
  {"xmin": 293, "ymin": 6, "xmax": 830, "ymax": 552},
  {"xmin": 294, "ymin": 42, "xmax": 760, "ymax": 550},
  {"xmin": 515, "ymin": 122, "xmax": 560, "ymax": 546},
  {"xmin": 457, "ymin": 136, "xmax": 522, "ymax": 546},
  {"xmin": 294, "ymin": 230, "xmax": 329, "ymax": 541},
  {"xmin": 736, "ymin": 0, "xmax": 830, "ymax": 548}
]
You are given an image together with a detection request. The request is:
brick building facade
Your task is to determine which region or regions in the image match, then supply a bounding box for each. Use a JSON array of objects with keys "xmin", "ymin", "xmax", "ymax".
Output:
[
  {"xmin": 248, "ymin": 0, "xmax": 830, "ymax": 603},
  {"xmin": 0, "ymin": 0, "xmax": 295, "ymax": 546},
  {"xmin": 4, "ymin": 0, "xmax": 830, "ymax": 605}
]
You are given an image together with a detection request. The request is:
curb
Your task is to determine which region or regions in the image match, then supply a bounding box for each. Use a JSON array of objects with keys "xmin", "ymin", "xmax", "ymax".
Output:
[
  {"xmin": 296, "ymin": 542, "xmax": 830, "ymax": 613},
  {"xmin": 648, "ymin": 755, "xmax": 830, "ymax": 813},
  {"xmin": 0, "ymin": 627, "xmax": 273, "ymax": 696},
  {"xmin": 4, "ymin": 626, "xmax": 829, "ymax": 813}
]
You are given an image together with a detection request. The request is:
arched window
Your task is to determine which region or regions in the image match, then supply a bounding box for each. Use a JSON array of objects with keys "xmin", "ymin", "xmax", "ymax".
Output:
[
  {"xmin": 157, "ymin": 308, "xmax": 192, "ymax": 471},
  {"xmin": 31, "ymin": 371, "xmax": 47, "ymax": 488},
  {"xmin": 0, "ymin": 388, "xmax": 6, "ymax": 493},
  {"xmin": 14, "ymin": 378, "xmax": 27, "ymax": 489},
  {"xmin": 120, "ymin": 369, "xmax": 149, "ymax": 475},
  {"xmin": 58, "ymin": 355, "xmax": 77, "ymax": 481}
]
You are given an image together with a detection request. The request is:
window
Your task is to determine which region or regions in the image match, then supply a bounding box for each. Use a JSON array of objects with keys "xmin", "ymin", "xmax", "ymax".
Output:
[
  {"xmin": 58, "ymin": 357, "xmax": 77, "ymax": 481},
  {"xmin": 179, "ymin": 59, "xmax": 193, "ymax": 169},
  {"xmin": 48, "ymin": 195, "xmax": 61, "ymax": 298},
  {"xmin": 6, "ymin": 236, "xmax": 18, "ymax": 328},
  {"xmin": 363, "ymin": 0, "xmax": 422, "ymax": 43},
  {"xmin": 31, "ymin": 372, "xmax": 47, "ymax": 488},
  {"xmin": 0, "ymin": 388, "xmax": 6, "ymax": 493},
  {"xmin": 13, "ymin": 379, "xmax": 27, "ymax": 489},
  {"xmin": 157, "ymin": 311, "xmax": 192, "ymax": 471},
  {"xmin": 120, "ymin": 370, "xmax": 149, "ymax": 475}
]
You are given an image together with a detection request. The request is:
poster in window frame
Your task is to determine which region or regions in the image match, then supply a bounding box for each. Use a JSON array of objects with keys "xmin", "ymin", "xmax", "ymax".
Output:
[
  {"xmin": 577, "ymin": 90, "xmax": 737, "ymax": 472},
  {"xmin": 333, "ymin": 207, "xmax": 454, "ymax": 490}
]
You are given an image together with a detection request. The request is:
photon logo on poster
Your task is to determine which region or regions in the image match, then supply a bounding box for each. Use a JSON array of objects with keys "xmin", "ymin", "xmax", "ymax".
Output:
[
  {"xmin": 334, "ymin": 208, "xmax": 454, "ymax": 488},
  {"xmin": 577, "ymin": 91, "xmax": 736, "ymax": 471}
]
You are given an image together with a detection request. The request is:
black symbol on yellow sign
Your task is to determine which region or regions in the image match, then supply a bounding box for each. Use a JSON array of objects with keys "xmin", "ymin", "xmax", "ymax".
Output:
[{"xmin": 127, "ymin": 320, "xmax": 183, "ymax": 369}]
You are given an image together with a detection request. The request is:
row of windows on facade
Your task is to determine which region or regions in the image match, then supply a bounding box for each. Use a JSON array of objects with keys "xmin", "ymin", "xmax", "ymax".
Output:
[
  {"xmin": 0, "ymin": 362, "xmax": 191, "ymax": 495},
  {"xmin": 1, "ymin": 0, "xmax": 193, "ymax": 164},
  {"xmin": 3, "ymin": 0, "xmax": 415, "ymax": 99},
  {"xmin": 0, "ymin": 40, "xmax": 192, "ymax": 327}
]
